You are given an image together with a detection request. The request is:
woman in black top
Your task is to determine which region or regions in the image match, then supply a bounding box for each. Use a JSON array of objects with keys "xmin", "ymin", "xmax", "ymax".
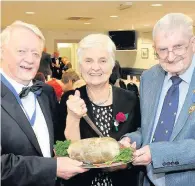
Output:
[{"xmin": 57, "ymin": 33, "xmax": 141, "ymax": 186}]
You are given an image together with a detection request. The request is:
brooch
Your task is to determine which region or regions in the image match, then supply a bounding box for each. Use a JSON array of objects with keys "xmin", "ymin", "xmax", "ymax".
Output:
[
  {"xmin": 189, "ymin": 90, "xmax": 195, "ymax": 114},
  {"xmin": 114, "ymin": 112, "xmax": 129, "ymax": 131}
]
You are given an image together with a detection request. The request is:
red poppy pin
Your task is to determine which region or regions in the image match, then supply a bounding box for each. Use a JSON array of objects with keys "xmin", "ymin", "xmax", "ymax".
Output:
[{"xmin": 114, "ymin": 112, "xmax": 129, "ymax": 131}]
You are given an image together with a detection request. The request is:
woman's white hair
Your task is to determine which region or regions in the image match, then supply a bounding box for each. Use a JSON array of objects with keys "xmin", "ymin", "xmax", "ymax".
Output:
[
  {"xmin": 0, "ymin": 20, "xmax": 45, "ymax": 50},
  {"xmin": 153, "ymin": 13, "xmax": 194, "ymax": 40},
  {"xmin": 77, "ymin": 33, "xmax": 116, "ymax": 67}
]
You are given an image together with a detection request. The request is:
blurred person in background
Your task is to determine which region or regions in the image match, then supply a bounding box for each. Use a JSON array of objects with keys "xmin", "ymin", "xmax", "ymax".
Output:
[
  {"xmin": 38, "ymin": 47, "xmax": 52, "ymax": 80},
  {"xmin": 47, "ymin": 69, "xmax": 80, "ymax": 102},
  {"xmin": 61, "ymin": 56, "xmax": 72, "ymax": 73},
  {"xmin": 109, "ymin": 60, "xmax": 122, "ymax": 85},
  {"xmin": 51, "ymin": 51, "xmax": 62, "ymax": 79},
  {"xmin": 34, "ymin": 72, "xmax": 46, "ymax": 82}
]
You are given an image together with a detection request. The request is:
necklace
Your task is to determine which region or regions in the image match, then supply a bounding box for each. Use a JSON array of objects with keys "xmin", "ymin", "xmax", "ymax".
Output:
[{"xmin": 87, "ymin": 85, "xmax": 111, "ymax": 106}]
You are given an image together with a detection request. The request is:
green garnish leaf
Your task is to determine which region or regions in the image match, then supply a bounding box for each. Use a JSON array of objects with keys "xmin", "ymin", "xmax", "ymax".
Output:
[
  {"xmin": 105, "ymin": 147, "xmax": 133, "ymax": 165},
  {"xmin": 54, "ymin": 140, "xmax": 71, "ymax": 156}
]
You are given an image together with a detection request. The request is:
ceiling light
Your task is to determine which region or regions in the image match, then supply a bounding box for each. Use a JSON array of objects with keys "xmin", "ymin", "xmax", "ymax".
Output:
[
  {"xmin": 58, "ymin": 43, "xmax": 72, "ymax": 48},
  {"xmin": 110, "ymin": 15, "xmax": 118, "ymax": 18},
  {"xmin": 84, "ymin": 22, "xmax": 91, "ymax": 25},
  {"xmin": 151, "ymin": 4, "xmax": 162, "ymax": 7},
  {"xmin": 25, "ymin": 11, "xmax": 35, "ymax": 15}
]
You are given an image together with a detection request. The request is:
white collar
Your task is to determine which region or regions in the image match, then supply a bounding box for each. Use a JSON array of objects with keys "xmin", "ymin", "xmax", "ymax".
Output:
[
  {"xmin": 166, "ymin": 54, "xmax": 195, "ymax": 84},
  {"xmin": 0, "ymin": 70, "xmax": 33, "ymax": 94}
]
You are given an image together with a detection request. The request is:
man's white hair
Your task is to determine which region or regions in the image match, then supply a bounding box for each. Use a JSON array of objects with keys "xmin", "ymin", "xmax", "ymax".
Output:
[
  {"xmin": 77, "ymin": 33, "xmax": 116, "ymax": 67},
  {"xmin": 153, "ymin": 13, "xmax": 194, "ymax": 40},
  {"xmin": 0, "ymin": 20, "xmax": 45, "ymax": 50}
]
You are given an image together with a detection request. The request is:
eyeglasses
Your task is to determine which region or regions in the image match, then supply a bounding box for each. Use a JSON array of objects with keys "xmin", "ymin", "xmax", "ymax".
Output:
[{"xmin": 155, "ymin": 37, "xmax": 192, "ymax": 60}]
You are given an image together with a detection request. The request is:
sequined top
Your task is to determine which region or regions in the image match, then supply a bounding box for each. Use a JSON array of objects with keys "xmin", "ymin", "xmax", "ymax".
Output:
[{"xmin": 91, "ymin": 102, "xmax": 113, "ymax": 186}]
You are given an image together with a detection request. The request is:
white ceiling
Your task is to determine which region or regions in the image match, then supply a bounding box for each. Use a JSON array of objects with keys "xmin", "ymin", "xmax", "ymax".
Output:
[{"xmin": 1, "ymin": 1, "xmax": 195, "ymax": 32}]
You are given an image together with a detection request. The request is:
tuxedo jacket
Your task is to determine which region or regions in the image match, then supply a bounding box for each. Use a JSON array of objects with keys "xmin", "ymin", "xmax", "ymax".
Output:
[
  {"xmin": 51, "ymin": 57, "xmax": 63, "ymax": 79},
  {"xmin": 57, "ymin": 85, "xmax": 141, "ymax": 186},
  {"xmin": 1, "ymin": 80, "xmax": 59, "ymax": 186},
  {"xmin": 125, "ymin": 64, "xmax": 195, "ymax": 186}
]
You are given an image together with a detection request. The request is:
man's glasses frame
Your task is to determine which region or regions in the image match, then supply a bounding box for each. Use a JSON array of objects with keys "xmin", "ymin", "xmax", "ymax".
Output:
[{"xmin": 155, "ymin": 37, "xmax": 193, "ymax": 60}]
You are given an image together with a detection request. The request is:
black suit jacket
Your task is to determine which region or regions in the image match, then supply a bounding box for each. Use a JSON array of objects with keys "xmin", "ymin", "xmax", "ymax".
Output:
[
  {"xmin": 51, "ymin": 57, "xmax": 63, "ymax": 79},
  {"xmin": 1, "ymin": 80, "xmax": 59, "ymax": 186},
  {"xmin": 38, "ymin": 51, "xmax": 52, "ymax": 78},
  {"xmin": 57, "ymin": 85, "xmax": 141, "ymax": 186}
]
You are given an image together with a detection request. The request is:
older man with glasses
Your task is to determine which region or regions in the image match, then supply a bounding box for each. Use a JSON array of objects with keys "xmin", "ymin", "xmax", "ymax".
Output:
[{"xmin": 121, "ymin": 13, "xmax": 195, "ymax": 186}]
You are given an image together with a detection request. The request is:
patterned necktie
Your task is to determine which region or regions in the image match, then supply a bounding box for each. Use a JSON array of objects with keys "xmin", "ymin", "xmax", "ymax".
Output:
[
  {"xmin": 152, "ymin": 76, "xmax": 182, "ymax": 142},
  {"xmin": 19, "ymin": 82, "xmax": 42, "ymax": 98}
]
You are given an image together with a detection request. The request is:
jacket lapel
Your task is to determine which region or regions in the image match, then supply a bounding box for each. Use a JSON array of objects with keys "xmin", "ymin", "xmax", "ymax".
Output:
[
  {"xmin": 112, "ymin": 85, "xmax": 122, "ymax": 120},
  {"xmin": 143, "ymin": 66, "xmax": 166, "ymax": 144},
  {"xmin": 1, "ymin": 83, "xmax": 43, "ymax": 155},
  {"xmin": 109, "ymin": 85, "xmax": 129, "ymax": 137},
  {"xmin": 37, "ymin": 92, "xmax": 54, "ymax": 152},
  {"xmin": 170, "ymin": 68, "xmax": 195, "ymax": 141}
]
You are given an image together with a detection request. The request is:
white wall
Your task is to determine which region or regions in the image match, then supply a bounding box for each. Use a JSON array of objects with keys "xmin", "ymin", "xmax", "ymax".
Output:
[
  {"xmin": 116, "ymin": 31, "xmax": 158, "ymax": 69},
  {"xmin": 42, "ymin": 28, "xmax": 195, "ymax": 71},
  {"xmin": 42, "ymin": 29, "xmax": 100, "ymax": 54}
]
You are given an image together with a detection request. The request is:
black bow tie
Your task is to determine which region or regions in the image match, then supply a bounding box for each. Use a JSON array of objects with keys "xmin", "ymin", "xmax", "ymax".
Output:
[{"xmin": 19, "ymin": 82, "xmax": 43, "ymax": 98}]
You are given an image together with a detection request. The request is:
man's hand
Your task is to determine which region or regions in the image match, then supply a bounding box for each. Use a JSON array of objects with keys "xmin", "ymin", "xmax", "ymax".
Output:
[
  {"xmin": 57, "ymin": 157, "xmax": 88, "ymax": 180},
  {"xmin": 119, "ymin": 137, "xmax": 131, "ymax": 147},
  {"xmin": 132, "ymin": 145, "xmax": 151, "ymax": 166},
  {"xmin": 119, "ymin": 137, "xmax": 136, "ymax": 149}
]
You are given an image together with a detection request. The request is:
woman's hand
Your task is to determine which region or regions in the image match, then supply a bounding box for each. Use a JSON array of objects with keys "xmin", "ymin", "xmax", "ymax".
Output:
[{"xmin": 66, "ymin": 90, "xmax": 87, "ymax": 119}]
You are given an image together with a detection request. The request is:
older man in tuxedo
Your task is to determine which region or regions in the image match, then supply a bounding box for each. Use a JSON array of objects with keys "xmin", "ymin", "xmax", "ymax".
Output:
[
  {"xmin": 51, "ymin": 51, "xmax": 62, "ymax": 79},
  {"xmin": 1, "ymin": 21, "xmax": 87, "ymax": 186},
  {"xmin": 121, "ymin": 13, "xmax": 195, "ymax": 186}
]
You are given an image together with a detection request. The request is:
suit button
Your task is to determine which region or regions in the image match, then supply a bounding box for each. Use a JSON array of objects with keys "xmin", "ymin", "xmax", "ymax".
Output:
[
  {"xmin": 167, "ymin": 162, "xmax": 171, "ymax": 166},
  {"xmin": 171, "ymin": 161, "xmax": 175, "ymax": 165},
  {"xmin": 162, "ymin": 162, "xmax": 166, "ymax": 166},
  {"xmin": 175, "ymin": 161, "xmax": 179, "ymax": 165}
]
